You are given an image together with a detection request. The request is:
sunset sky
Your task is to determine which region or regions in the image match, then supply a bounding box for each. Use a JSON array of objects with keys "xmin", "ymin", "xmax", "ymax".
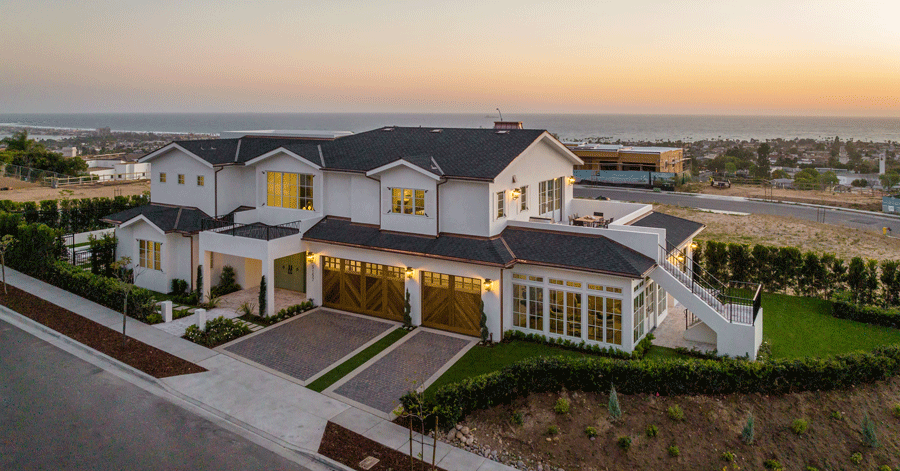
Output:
[{"xmin": 2, "ymin": 0, "xmax": 899, "ymax": 116}]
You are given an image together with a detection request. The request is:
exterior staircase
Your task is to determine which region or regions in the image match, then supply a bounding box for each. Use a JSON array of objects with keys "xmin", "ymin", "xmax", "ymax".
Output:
[{"xmin": 650, "ymin": 244, "xmax": 763, "ymax": 359}]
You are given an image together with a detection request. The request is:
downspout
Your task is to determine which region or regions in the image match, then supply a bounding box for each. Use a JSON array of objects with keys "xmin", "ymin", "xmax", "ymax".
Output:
[
  {"xmin": 214, "ymin": 166, "xmax": 224, "ymax": 218},
  {"xmin": 364, "ymin": 174, "xmax": 382, "ymax": 227},
  {"xmin": 435, "ymin": 177, "xmax": 448, "ymax": 235},
  {"xmin": 182, "ymin": 232, "xmax": 195, "ymax": 290},
  {"xmin": 499, "ymin": 267, "xmax": 504, "ymax": 342}
]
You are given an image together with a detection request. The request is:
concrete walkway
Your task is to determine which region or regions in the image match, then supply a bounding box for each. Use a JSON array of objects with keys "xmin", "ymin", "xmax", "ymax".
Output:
[
  {"xmin": 651, "ymin": 304, "xmax": 716, "ymax": 353},
  {"xmin": 0, "ymin": 267, "xmax": 513, "ymax": 471}
]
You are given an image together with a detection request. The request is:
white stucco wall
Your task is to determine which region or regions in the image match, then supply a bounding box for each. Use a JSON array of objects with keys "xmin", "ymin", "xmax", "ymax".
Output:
[
  {"xmin": 149, "ymin": 149, "xmax": 215, "ymax": 215},
  {"xmin": 253, "ymin": 152, "xmax": 323, "ymax": 225},
  {"xmin": 377, "ymin": 166, "xmax": 438, "ymax": 237},
  {"xmin": 324, "ymin": 172, "xmax": 352, "ymax": 219},
  {"xmin": 217, "ymin": 166, "xmax": 256, "ymax": 216},
  {"xmin": 489, "ymin": 137, "xmax": 578, "ymax": 235},
  {"xmin": 349, "ymin": 174, "xmax": 380, "ymax": 225},
  {"xmin": 439, "ymin": 180, "xmax": 489, "ymax": 236}
]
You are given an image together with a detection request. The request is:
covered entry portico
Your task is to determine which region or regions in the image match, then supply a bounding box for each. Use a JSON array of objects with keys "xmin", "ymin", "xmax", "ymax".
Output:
[{"xmin": 200, "ymin": 221, "xmax": 309, "ymax": 316}]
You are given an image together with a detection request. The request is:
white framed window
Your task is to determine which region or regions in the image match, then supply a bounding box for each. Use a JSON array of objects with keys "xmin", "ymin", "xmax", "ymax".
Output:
[
  {"xmin": 197, "ymin": 175, "xmax": 204, "ymax": 186},
  {"xmin": 496, "ymin": 191, "xmax": 505, "ymax": 219},
  {"xmin": 177, "ymin": 174, "xmax": 185, "ymax": 185},
  {"xmin": 138, "ymin": 239, "xmax": 162, "ymax": 271},
  {"xmin": 539, "ymin": 178, "xmax": 561, "ymax": 214},
  {"xmin": 391, "ymin": 188, "xmax": 426, "ymax": 216},
  {"xmin": 519, "ymin": 186, "xmax": 528, "ymax": 211},
  {"xmin": 159, "ymin": 172, "xmax": 166, "ymax": 183},
  {"xmin": 267, "ymin": 172, "xmax": 315, "ymax": 210}
]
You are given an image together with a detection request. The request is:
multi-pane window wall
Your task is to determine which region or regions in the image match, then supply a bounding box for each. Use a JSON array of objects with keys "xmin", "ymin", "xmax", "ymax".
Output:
[
  {"xmin": 138, "ymin": 240, "xmax": 161, "ymax": 271},
  {"xmin": 513, "ymin": 274, "xmax": 623, "ymax": 346},
  {"xmin": 267, "ymin": 172, "xmax": 315, "ymax": 210}
]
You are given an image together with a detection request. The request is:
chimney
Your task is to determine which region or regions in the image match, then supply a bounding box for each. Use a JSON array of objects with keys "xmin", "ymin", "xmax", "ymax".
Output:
[{"xmin": 494, "ymin": 121, "xmax": 523, "ymax": 130}]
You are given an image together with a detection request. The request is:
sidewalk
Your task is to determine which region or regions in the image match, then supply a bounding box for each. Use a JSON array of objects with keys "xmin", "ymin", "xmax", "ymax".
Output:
[{"xmin": 0, "ymin": 267, "xmax": 512, "ymax": 471}]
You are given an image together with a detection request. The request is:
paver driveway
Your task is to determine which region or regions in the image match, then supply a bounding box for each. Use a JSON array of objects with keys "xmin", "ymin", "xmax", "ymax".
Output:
[
  {"xmin": 327, "ymin": 329, "xmax": 476, "ymax": 416},
  {"xmin": 221, "ymin": 308, "xmax": 397, "ymax": 383}
]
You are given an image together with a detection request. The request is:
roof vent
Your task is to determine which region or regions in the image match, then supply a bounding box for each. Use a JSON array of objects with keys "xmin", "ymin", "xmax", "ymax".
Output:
[
  {"xmin": 382, "ymin": 127, "xmax": 395, "ymax": 132},
  {"xmin": 430, "ymin": 129, "xmax": 442, "ymax": 133},
  {"xmin": 495, "ymin": 130, "xmax": 509, "ymax": 134}
]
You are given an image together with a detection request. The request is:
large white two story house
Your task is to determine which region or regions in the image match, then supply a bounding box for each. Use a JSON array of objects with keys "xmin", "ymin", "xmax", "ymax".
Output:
[{"xmin": 103, "ymin": 124, "xmax": 763, "ymax": 358}]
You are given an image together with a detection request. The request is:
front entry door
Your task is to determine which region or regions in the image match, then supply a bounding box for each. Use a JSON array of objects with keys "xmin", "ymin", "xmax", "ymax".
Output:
[{"xmin": 274, "ymin": 253, "xmax": 306, "ymax": 292}]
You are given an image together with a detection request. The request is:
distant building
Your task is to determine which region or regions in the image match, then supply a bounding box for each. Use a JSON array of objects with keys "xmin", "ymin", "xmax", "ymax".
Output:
[
  {"xmin": 59, "ymin": 146, "xmax": 78, "ymax": 157},
  {"xmin": 566, "ymin": 143, "xmax": 685, "ymax": 173}
]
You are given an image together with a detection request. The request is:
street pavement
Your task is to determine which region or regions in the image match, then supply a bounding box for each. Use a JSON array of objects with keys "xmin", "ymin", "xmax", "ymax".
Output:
[
  {"xmin": 575, "ymin": 185, "xmax": 900, "ymax": 233},
  {"xmin": 0, "ymin": 319, "xmax": 312, "ymax": 471}
]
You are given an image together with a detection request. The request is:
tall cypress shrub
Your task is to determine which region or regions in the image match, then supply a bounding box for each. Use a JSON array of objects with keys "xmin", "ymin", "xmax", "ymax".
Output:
[
  {"xmin": 847, "ymin": 257, "xmax": 867, "ymax": 304},
  {"xmin": 750, "ymin": 244, "xmax": 772, "ymax": 288},
  {"xmin": 882, "ymin": 260, "xmax": 900, "ymax": 307},
  {"xmin": 727, "ymin": 243, "xmax": 751, "ymax": 284}
]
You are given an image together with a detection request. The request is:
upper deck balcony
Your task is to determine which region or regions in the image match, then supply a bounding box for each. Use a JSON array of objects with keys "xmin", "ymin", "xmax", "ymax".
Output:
[{"xmin": 200, "ymin": 218, "xmax": 303, "ymax": 241}]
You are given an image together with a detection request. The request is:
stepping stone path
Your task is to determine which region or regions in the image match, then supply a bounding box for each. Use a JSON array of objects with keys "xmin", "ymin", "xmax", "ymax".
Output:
[{"xmin": 233, "ymin": 318, "xmax": 264, "ymax": 332}]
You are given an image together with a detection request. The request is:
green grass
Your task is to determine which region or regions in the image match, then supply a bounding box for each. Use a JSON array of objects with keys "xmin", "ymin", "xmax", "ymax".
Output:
[
  {"xmin": 763, "ymin": 293, "xmax": 900, "ymax": 359},
  {"xmin": 423, "ymin": 341, "xmax": 688, "ymax": 399},
  {"xmin": 306, "ymin": 328, "xmax": 409, "ymax": 392}
]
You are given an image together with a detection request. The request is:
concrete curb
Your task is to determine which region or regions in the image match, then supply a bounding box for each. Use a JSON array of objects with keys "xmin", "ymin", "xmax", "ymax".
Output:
[{"xmin": 578, "ymin": 184, "xmax": 900, "ymax": 220}]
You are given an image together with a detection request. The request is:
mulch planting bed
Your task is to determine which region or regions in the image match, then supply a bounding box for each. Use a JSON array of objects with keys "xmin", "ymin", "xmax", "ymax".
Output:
[
  {"xmin": 0, "ymin": 284, "xmax": 206, "ymax": 378},
  {"xmin": 318, "ymin": 422, "xmax": 447, "ymax": 471}
]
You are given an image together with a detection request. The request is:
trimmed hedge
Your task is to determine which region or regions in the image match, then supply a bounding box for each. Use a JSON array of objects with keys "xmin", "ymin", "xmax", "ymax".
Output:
[
  {"xmin": 402, "ymin": 345, "xmax": 900, "ymax": 425},
  {"xmin": 503, "ymin": 330, "xmax": 655, "ymax": 360},
  {"xmin": 251, "ymin": 301, "xmax": 316, "ymax": 326},
  {"xmin": 832, "ymin": 296, "xmax": 900, "ymax": 330},
  {"xmin": 42, "ymin": 261, "xmax": 158, "ymax": 322}
]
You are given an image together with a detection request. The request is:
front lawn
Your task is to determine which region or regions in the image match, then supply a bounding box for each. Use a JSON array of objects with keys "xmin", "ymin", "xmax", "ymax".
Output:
[
  {"xmin": 423, "ymin": 341, "xmax": 686, "ymax": 399},
  {"xmin": 763, "ymin": 292, "xmax": 900, "ymax": 359}
]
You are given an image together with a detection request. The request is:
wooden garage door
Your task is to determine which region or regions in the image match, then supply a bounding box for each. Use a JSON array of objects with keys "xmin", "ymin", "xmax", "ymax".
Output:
[
  {"xmin": 421, "ymin": 271, "xmax": 482, "ymax": 337},
  {"xmin": 322, "ymin": 256, "xmax": 404, "ymax": 321}
]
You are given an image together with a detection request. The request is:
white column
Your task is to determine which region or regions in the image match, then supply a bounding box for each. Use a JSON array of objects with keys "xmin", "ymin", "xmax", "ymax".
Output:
[
  {"xmin": 196, "ymin": 308, "xmax": 207, "ymax": 331},
  {"xmin": 160, "ymin": 300, "xmax": 173, "ymax": 323},
  {"xmin": 407, "ymin": 270, "xmax": 421, "ymax": 326},
  {"xmin": 266, "ymin": 259, "xmax": 276, "ymax": 317},
  {"xmin": 201, "ymin": 250, "xmax": 212, "ymax": 303}
]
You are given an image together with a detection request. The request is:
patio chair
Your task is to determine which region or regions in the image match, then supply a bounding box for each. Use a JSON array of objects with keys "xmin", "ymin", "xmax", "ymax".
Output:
[
  {"xmin": 573, "ymin": 220, "xmax": 584, "ymax": 227},
  {"xmin": 568, "ymin": 215, "xmax": 574, "ymax": 225}
]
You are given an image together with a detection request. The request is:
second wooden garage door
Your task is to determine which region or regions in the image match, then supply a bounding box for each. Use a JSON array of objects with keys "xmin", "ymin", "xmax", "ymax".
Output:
[
  {"xmin": 421, "ymin": 271, "xmax": 482, "ymax": 337},
  {"xmin": 322, "ymin": 256, "xmax": 405, "ymax": 321}
]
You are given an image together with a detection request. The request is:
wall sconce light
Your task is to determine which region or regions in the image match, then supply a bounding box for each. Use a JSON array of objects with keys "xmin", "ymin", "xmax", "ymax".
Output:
[
  {"xmin": 405, "ymin": 267, "xmax": 415, "ymax": 279},
  {"xmin": 483, "ymin": 278, "xmax": 493, "ymax": 292},
  {"xmin": 306, "ymin": 252, "xmax": 316, "ymax": 263},
  {"xmin": 690, "ymin": 242, "xmax": 699, "ymax": 250},
  {"xmin": 567, "ymin": 176, "xmax": 576, "ymax": 185},
  {"xmin": 510, "ymin": 188, "xmax": 521, "ymax": 200},
  {"xmin": 676, "ymin": 254, "xmax": 685, "ymax": 262}
]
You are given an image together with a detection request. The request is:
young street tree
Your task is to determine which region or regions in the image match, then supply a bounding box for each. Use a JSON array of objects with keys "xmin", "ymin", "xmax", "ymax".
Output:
[
  {"xmin": 110, "ymin": 256, "xmax": 147, "ymax": 345},
  {"xmin": 0, "ymin": 235, "xmax": 14, "ymax": 294}
]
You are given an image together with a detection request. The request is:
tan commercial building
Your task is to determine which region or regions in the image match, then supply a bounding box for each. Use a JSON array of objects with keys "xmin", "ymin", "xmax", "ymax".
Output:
[{"xmin": 567, "ymin": 144, "xmax": 686, "ymax": 173}]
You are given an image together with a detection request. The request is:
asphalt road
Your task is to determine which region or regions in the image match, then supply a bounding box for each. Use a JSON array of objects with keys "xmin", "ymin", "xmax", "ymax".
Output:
[
  {"xmin": 575, "ymin": 185, "xmax": 900, "ymax": 234},
  {"xmin": 0, "ymin": 320, "xmax": 314, "ymax": 471}
]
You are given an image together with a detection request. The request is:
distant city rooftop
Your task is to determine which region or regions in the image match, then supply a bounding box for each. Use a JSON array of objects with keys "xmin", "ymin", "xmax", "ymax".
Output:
[
  {"xmin": 565, "ymin": 143, "xmax": 682, "ymax": 153},
  {"xmin": 220, "ymin": 130, "xmax": 354, "ymax": 139}
]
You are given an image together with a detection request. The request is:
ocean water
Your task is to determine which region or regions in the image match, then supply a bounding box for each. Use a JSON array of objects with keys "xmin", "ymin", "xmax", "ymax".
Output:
[{"xmin": 0, "ymin": 112, "xmax": 898, "ymax": 143}]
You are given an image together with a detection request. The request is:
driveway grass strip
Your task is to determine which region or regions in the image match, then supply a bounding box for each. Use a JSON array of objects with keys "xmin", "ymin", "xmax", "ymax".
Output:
[{"xmin": 307, "ymin": 328, "xmax": 408, "ymax": 392}]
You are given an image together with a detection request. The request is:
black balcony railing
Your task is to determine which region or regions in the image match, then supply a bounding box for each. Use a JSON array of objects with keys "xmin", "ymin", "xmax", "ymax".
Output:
[
  {"xmin": 200, "ymin": 218, "xmax": 303, "ymax": 241},
  {"xmin": 659, "ymin": 243, "xmax": 762, "ymax": 325}
]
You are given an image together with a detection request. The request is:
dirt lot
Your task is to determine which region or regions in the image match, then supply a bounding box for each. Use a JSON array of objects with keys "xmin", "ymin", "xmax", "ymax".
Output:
[
  {"xmin": 461, "ymin": 378, "xmax": 900, "ymax": 471},
  {"xmin": 0, "ymin": 178, "xmax": 149, "ymax": 203},
  {"xmin": 696, "ymin": 183, "xmax": 884, "ymax": 211},
  {"xmin": 655, "ymin": 204, "xmax": 900, "ymax": 262}
]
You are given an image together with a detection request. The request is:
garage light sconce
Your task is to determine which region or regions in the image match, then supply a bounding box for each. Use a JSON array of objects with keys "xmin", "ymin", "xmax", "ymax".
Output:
[
  {"xmin": 690, "ymin": 242, "xmax": 699, "ymax": 250},
  {"xmin": 483, "ymin": 278, "xmax": 493, "ymax": 292},
  {"xmin": 306, "ymin": 253, "xmax": 316, "ymax": 264},
  {"xmin": 510, "ymin": 188, "xmax": 521, "ymax": 200},
  {"xmin": 566, "ymin": 176, "xmax": 576, "ymax": 185},
  {"xmin": 405, "ymin": 267, "xmax": 415, "ymax": 279}
]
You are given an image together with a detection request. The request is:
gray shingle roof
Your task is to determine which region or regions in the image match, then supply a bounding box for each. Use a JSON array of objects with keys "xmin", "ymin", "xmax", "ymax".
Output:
[
  {"xmin": 303, "ymin": 218, "xmax": 655, "ymax": 278},
  {"xmin": 500, "ymin": 226, "xmax": 655, "ymax": 277},
  {"xmin": 629, "ymin": 212, "xmax": 705, "ymax": 249},
  {"xmin": 102, "ymin": 204, "xmax": 210, "ymax": 234},
  {"xmin": 161, "ymin": 126, "xmax": 550, "ymax": 180}
]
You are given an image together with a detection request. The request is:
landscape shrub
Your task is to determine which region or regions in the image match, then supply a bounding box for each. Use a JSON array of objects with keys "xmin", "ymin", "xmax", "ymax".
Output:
[
  {"xmin": 891, "ymin": 403, "xmax": 900, "ymax": 418},
  {"xmin": 608, "ymin": 384, "xmax": 622, "ymax": 419},
  {"xmin": 667, "ymin": 404, "xmax": 685, "ymax": 422},
  {"xmin": 547, "ymin": 425, "xmax": 558, "ymax": 435},
  {"xmin": 553, "ymin": 397, "xmax": 570, "ymax": 414},
  {"xmin": 617, "ymin": 436, "xmax": 631, "ymax": 451},
  {"xmin": 88, "ymin": 233, "xmax": 117, "ymax": 277},
  {"xmin": 402, "ymin": 347, "xmax": 900, "ymax": 426},
  {"xmin": 831, "ymin": 293, "xmax": 900, "ymax": 329},
  {"xmin": 742, "ymin": 413, "xmax": 755, "ymax": 444},
  {"xmin": 721, "ymin": 451, "xmax": 735, "ymax": 462},
  {"xmin": 764, "ymin": 459, "xmax": 783, "ymax": 470},
  {"xmin": 0, "ymin": 194, "xmax": 148, "ymax": 233},
  {"xmin": 791, "ymin": 418, "xmax": 808, "ymax": 435},
  {"xmin": 584, "ymin": 426, "xmax": 598, "ymax": 438},
  {"xmin": 183, "ymin": 317, "xmax": 250, "ymax": 347},
  {"xmin": 258, "ymin": 275, "xmax": 267, "ymax": 317},
  {"xmin": 511, "ymin": 411, "xmax": 523, "ymax": 425},
  {"xmin": 667, "ymin": 445, "xmax": 680, "ymax": 457},
  {"xmin": 211, "ymin": 265, "xmax": 241, "ymax": 297},
  {"xmin": 646, "ymin": 424, "xmax": 658, "ymax": 437},
  {"xmin": 850, "ymin": 452, "xmax": 863, "ymax": 464},
  {"xmin": 172, "ymin": 291, "xmax": 199, "ymax": 306},
  {"xmin": 252, "ymin": 301, "xmax": 317, "ymax": 326},
  {"xmin": 146, "ymin": 312, "xmax": 163, "ymax": 325},
  {"xmin": 503, "ymin": 330, "xmax": 654, "ymax": 360},
  {"xmin": 861, "ymin": 413, "xmax": 879, "ymax": 448},
  {"xmin": 169, "ymin": 278, "xmax": 189, "ymax": 296}
]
